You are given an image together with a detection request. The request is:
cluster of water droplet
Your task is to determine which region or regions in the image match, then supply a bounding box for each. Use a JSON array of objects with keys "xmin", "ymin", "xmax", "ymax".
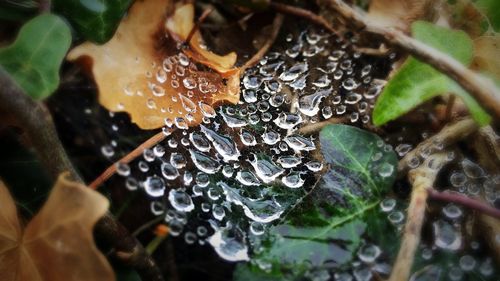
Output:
[{"xmin": 98, "ymin": 26, "xmax": 397, "ymax": 263}]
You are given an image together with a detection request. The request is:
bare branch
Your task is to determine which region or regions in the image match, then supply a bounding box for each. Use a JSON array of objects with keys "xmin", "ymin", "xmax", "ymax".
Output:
[{"xmin": 389, "ymin": 153, "xmax": 449, "ymax": 281}]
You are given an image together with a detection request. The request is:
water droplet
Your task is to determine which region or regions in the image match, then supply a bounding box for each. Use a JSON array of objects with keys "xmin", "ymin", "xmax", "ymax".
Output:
[
  {"xmin": 189, "ymin": 149, "xmax": 221, "ymax": 174},
  {"xmin": 279, "ymin": 62, "xmax": 308, "ymax": 82},
  {"xmin": 380, "ymin": 198, "xmax": 396, "ymax": 212},
  {"xmin": 274, "ymin": 112, "xmax": 302, "ymax": 130},
  {"xmin": 298, "ymin": 88, "xmax": 332, "ymax": 116},
  {"xmin": 200, "ymin": 125, "xmax": 240, "ymax": 162},
  {"xmin": 116, "ymin": 163, "xmax": 131, "ymax": 176},
  {"xmin": 249, "ymin": 155, "xmax": 285, "ymax": 183},
  {"xmin": 207, "ymin": 223, "xmax": 249, "ymax": 262},
  {"xmin": 161, "ymin": 162, "xmax": 179, "ymax": 180},
  {"xmin": 378, "ymin": 163, "xmax": 394, "ymax": 177},
  {"xmin": 433, "ymin": 220, "xmax": 461, "ymax": 250},
  {"xmin": 358, "ymin": 244, "xmax": 381, "ymax": 263},
  {"xmin": 236, "ymin": 170, "xmax": 261, "ymax": 186},
  {"xmin": 284, "ymin": 135, "xmax": 316, "ymax": 151},
  {"xmin": 461, "ymin": 159, "xmax": 485, "ymax": 178},
  {"xmin": 144, "ymin": 175, "xmax": 166, "ymax": 197}
]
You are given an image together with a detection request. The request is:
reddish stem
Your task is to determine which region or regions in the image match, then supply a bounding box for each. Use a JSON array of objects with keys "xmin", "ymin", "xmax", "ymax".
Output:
[
  {"xmin": 428, "ymin": 189, "xmax": 500, "ymax": 219},
  {"xmin": 89, "ymin": 131, "xmax": 168, "ymax": 189},
  {"xmin": 269, "ymin": 2, "xmax": 340, "ymax": 37}
]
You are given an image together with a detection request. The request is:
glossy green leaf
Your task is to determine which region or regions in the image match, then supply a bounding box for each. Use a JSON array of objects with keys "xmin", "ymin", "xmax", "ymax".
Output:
[
  {"xmin": 53, "ymin": 0, "xmax": 133, "ymax": 44},
  {"xmin": 373, "ymin": 21, "xmax": 491, "ymax": 126},
  {"xmin": 246, "ymin": 125, "xmax": 398, "ymax": 277},
  {"xmin": 0, "ymin": 14, "xmax": 71, "ymax": 99},
  {"xmin": 474, "ymin": 0, "xmax": 500, "ymax": 32}
]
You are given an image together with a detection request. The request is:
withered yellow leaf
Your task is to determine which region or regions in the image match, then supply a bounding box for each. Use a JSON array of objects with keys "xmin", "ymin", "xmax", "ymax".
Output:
[
  {"xmin": 472, "ymin": 35, "xmax": 500, "ymax": 78},
  {"xmin": 0, "ymin": 174, "xmax": 114, "ymax": 281},
  {"xmin": 67, "ymin": 0, "xmax": 241, "ymax": 130}
]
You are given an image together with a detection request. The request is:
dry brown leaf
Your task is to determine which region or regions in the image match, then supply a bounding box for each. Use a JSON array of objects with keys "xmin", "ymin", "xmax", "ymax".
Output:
[
  {"xmin": 0, "ymin": 174, "xmax": 114, "ymax": 281},
  {"xmin": 165, "ymin": 3, "xmax": 239, "ymax": 76},
  {"xmin": 367, "ymin": 0, "xmax": 434, "ymax": 32},
  {"xmin": 67, "ymin": 0, "xmax": 241, "ymax": 130},
  {"xmin": 447, "ymin": 0, "xmax": 486, "ymax": 38},
  {"xmin": 472, "ymin": 35, "xmax": 500, "ymax": 78}
]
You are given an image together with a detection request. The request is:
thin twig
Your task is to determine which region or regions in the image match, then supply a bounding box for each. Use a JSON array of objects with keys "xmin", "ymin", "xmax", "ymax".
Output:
[
  {"xmin": 185, "ymin": 8, "xmax": 214, "ymax": 46},
  {"xmin": 297, "ymin": 117, "xmax": 345, "ymax": 135},
  {"xmin": 89, "ymin": 131, "xmax": 168, "ymax": 189},
  {"xmin": 241, "ymin": 13, "xmax": 284, "ymax": 71},
  {"xmin": 0, "ymin": 68, "xmax": 164, "ymax": 281},
  {"xmin": 353, "ymin": 44, "xmax": 389, "ymax": 56},
  {"xmin": 388, "ymin": 153, "xmax": 449, "ymax": 281},
  {"xmin": 470, "ymin": 126, "xmax": 500, "ymax": 264},
  {"xmin": 321, "ymin": 0, "xmax": 500, "ymax": 120},
  {"xmin": 428, "ymin": 189, "xmax": 500, "ymax": 219},
  {"xmin": 269, "ymin": 2, "xmax": 339, "ymax": 36},
  {"xmin": 398, "ymin": 118, "xmax": 478, "ymax": 176}
]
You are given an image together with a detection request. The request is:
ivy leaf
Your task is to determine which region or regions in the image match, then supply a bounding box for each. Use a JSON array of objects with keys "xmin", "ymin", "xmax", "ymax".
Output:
[
  {"xmin": 474, "ymin": 0, "xmax": 500, "ymax": 32},
  {"xmin": 0, "ymin": 14, "xmax": 71, "ymax": 99},
  {"xmin": 247, "ymin": 125, "xmax": 398, "ymax": 277},
  {"xmin": 372, "ymin": 21, "xmax": 491, "ymax": 126},
  {"xmin": 53, "ymin": 0, "xmax": 133, "ymax": 44}
]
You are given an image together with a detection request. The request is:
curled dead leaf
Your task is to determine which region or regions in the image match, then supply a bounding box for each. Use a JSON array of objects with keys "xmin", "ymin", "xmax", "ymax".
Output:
[
  {"xmin": 367, "ymin": 0, "xmax": 434, "ymax": 32},
  {"xmin": 67, "ymin": 0, "xmax": 241, "ymax": 130},
  {"xmin": 472, "ymin": 35, "xmax": 500, "ymax": 78},
  {"xmin": 166, "ymin": 3, "xmax": 239, "ymax": 77},
  {"xmin": 0, "ymin": 174, "xmax": 113, "ymax": 281}
]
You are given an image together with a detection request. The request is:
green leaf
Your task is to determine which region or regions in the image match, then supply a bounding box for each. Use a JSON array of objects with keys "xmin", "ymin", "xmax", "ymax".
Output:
[
  {"xmin": 53, "ymin": 0, "xmax": 133, "ymax": 44},
  {"xmin": 0, "ymin": 14, "xmax": 71, "ymax": 99},
  {"xmin": 372, "ymin": 21, "xmax": 491, "ymax": 126},
  {"xmin": 233, "ymin": 263, "xmax": 284, "ymax": 281},
  {"xmin": 474, "ymin": 0, "xmax": 500, "ymax": 32},
  {"xmin": 247, "ymin": 125, "xmax": 398, "ymax": 277},
  {"xmin": 318, "ymin": 124, "xmax": 398, "ymax": 200}
]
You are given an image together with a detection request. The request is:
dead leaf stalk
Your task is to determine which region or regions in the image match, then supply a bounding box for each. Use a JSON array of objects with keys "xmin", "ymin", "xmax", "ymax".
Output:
[
  {"xmin": 297, "ymin": 117, "xmax": 345, "ymax": 135},
  {"xmin": 0, "ymin": 69, "xmax": 165, "ymax": 281},
  {"xmin": 89, "ymin": 130, "xmax": 168, "ymax": 189},
  {"xmin": 269, "ymin": 2, "xmax": 340, "ymax": 37},
  {"xmin": 320, "ymin": 0, "xmax": 500, "ymax": 121},
  {"xmin": 398, "ymin": 118, "xmax": 478, "ymax": 176},
  {"xmin": 388, "ymin": 153, "xmax": 449, "ymax": 281}
]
